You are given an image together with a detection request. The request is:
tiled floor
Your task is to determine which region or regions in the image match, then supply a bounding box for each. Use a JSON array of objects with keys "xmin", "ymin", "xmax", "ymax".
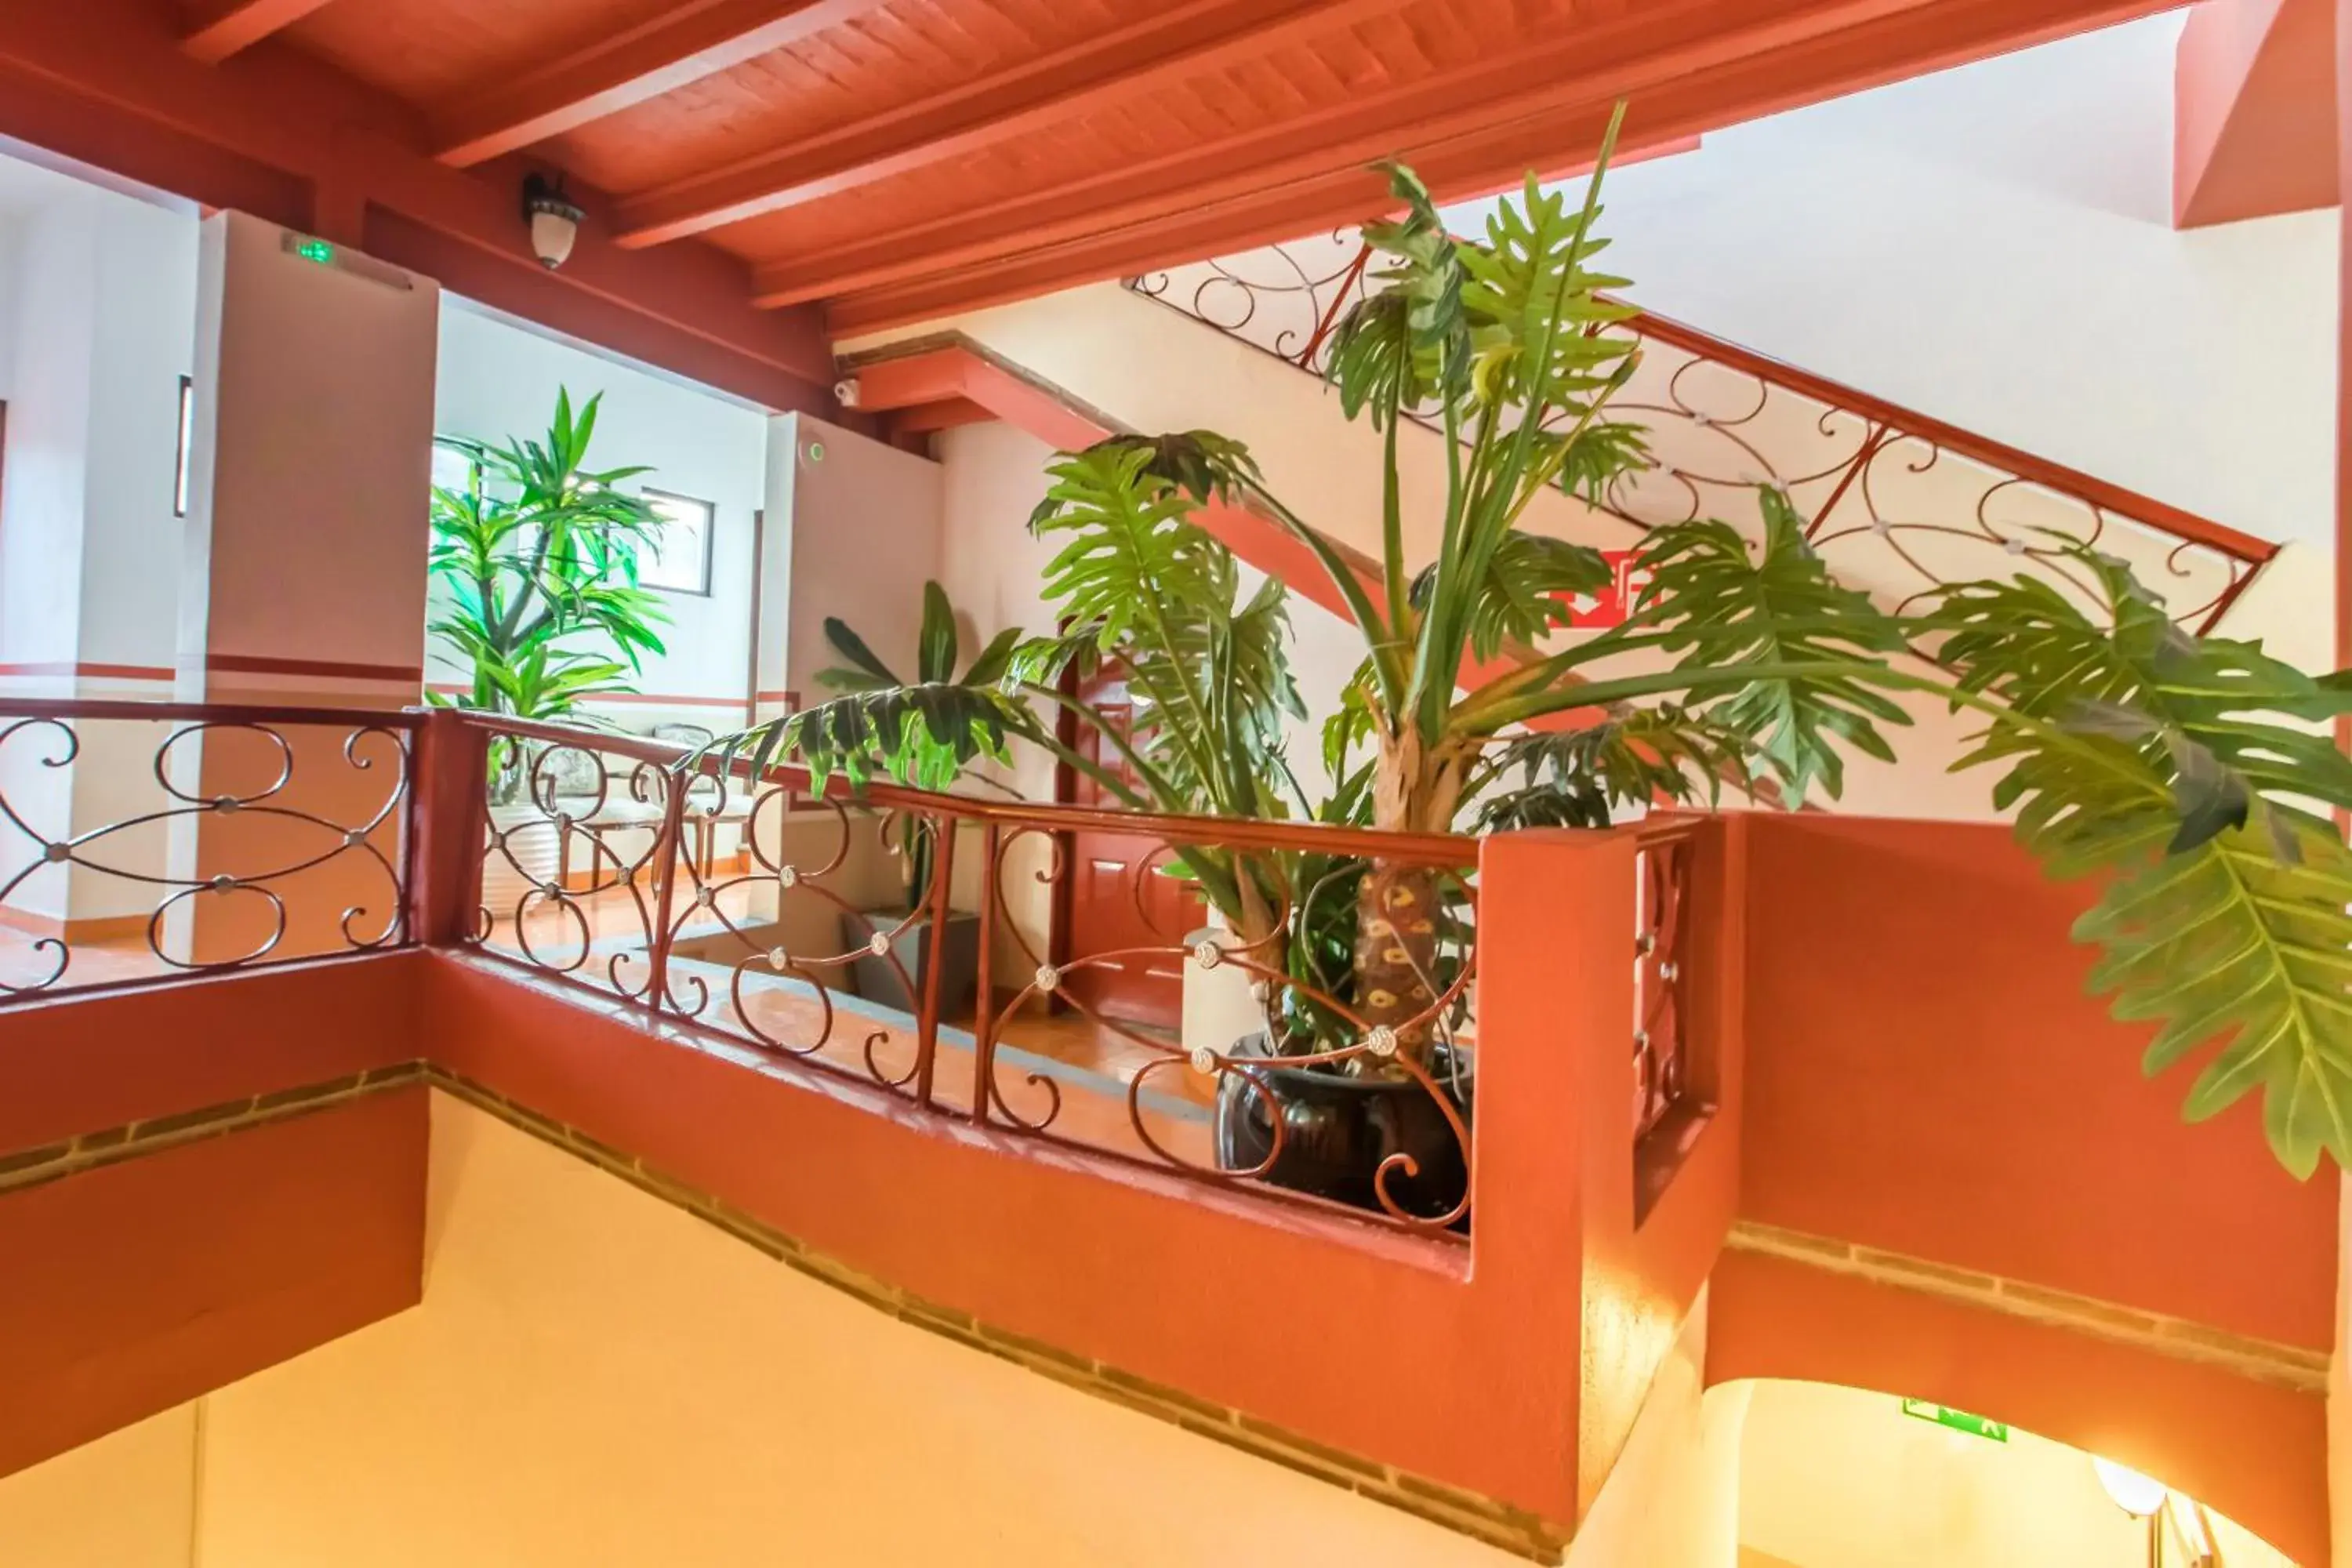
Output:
[{"xmin": 0, "ymin": 921, "xmax": 172, "ymax": 993}]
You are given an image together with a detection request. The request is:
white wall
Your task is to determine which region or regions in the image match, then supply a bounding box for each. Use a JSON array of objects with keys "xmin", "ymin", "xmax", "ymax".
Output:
[
  {"xmin": 1448, "ymin": 14, "xmax": 2334, "ymax": 562},
  {"xmin": 1564, "ymin": 1294, "xmax": 1743, "ymax": 1568},
  {"xmin": 0, "ymin": 197, "xmax": 99, "ymax": 677},
  {"xmin": 777, "ymin": 411, "xmax": 945, "ymax": 701},
  {"xmin": 0, "ymin": 176, "xmax": 198, "ymax": 922},
  {"xmin": 432, "ymin": 299, "xmax": 771, "ymax": 731},
  {"xmin": 82, "ymin": 200, "xmax": 198, "ymax": 673},
  {"xmin": 0, "ymin": 180, "xmax": 196, "ymax": 680},
  {"xmin": 846, "ymin": 14, "xmax": 2341, "ymax": 828},
  {"xmin": 1733, "ymin": 1379, "xmax": 2292, "ymax": 1567}
]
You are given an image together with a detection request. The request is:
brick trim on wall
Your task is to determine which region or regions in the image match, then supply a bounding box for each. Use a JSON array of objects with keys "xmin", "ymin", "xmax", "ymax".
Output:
[{"xmin": 0, "ymin": 1065, "xmax": 1570, "ymax": 1564}]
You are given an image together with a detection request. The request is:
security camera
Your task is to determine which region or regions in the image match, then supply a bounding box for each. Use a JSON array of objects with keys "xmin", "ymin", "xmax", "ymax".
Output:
[{"xmin": 834, "ymin": 377, "xmax": 862, "ymax": 408}]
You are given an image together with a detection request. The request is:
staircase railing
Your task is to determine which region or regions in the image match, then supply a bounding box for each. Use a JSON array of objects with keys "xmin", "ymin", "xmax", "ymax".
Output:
[{"xmin": 1127, "ymin": 233, "xmax": 2278, "ymax": 633}]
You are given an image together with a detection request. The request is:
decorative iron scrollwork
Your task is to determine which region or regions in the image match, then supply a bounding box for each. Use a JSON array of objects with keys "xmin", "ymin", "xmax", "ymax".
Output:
[
  {"xmin": 0, "ymin": 713, "xmax": 412, "ymax": 1000},
  {"xmin": 1127, "ymin": 237, "xmax": 2273, "ymax": 633}
]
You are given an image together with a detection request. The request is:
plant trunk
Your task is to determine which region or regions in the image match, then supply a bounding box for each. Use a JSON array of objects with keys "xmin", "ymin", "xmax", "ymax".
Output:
[
  {"xmin": 1355, "ymin": 862, "xmax": 1442, "ymax": 1060},
  {"xmin": 1355, "ymin": 728, "xmax": 1467, "ymax": 1070}
]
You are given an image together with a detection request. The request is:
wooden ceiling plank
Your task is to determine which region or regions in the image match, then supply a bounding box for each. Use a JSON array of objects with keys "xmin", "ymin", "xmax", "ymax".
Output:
[
  {"xmin": 611, "ymin": 0, "xmax": 1416, "ymax": 248},
  {"xmin": 430, "ymin": 0, "xmax": 894, "ymax": 167},
  {"xmin": 0, "ymin": 0, "xmax": 839, "ymax": 408},
  {"xmin": 755, "ymin": 0, "xmax": 1937, "ymax": 307},
  {"xmin": 182, "ymin": 0, "xmax": 340, "ymax": 65},
  {"xmin": 818, "ymin": 0, "xmax": 2173, "ymax": 333}
]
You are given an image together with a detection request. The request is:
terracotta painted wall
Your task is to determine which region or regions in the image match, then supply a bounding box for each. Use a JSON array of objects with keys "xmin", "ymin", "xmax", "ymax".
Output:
[
  {"xmin": 0, "ymin": 1087, "xmax": 426, "ymax": 1479},
  {"xmin": 1738, "ymin": 814, "xmax": 2336, "ymax": 1350},
  {"xmin": 192, "ymin": 1094, "xmax": 1529, "ymax": 1567},
  {"xmin": 416, "ymin": 821, "xmax": 1631, "ymax": 1531},
  {"xmin": 0, "ymin": 956, "xmax": 420, "ymax": 1152}
]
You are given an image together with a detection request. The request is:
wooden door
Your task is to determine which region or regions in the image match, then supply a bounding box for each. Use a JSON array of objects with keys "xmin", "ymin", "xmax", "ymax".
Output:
[{"xmin": 1058, "ymin": 676, "xmax": 1199, "ymax": 1031}]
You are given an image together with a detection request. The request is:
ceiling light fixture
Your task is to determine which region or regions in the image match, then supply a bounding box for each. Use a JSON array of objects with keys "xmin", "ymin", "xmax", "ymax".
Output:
[{"xmin": 521, "ymin": 173, "xmax": 584, "ymax": 270}]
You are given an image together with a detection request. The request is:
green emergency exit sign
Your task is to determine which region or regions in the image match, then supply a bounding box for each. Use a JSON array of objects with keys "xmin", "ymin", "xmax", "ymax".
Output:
[{"xmin": 1901, "ymin": 1399, "xmax": 2007, "ymax": 1441}]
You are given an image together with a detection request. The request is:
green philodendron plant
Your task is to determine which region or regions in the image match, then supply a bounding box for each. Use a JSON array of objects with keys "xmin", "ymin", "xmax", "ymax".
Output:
[
  {"xmin": 807, "ymin": 579, "xmax": 1022, "ymax": 909},
  {"xmin": 723, "ymin": 109, "xmax": 2352, "ymax": 1178},
  {"xmin": 427, "ymin": 390, "xmax": 670, "ymax": 800}
]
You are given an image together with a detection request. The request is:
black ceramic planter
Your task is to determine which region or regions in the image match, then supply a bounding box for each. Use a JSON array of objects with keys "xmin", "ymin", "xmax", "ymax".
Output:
[
  {"xmin": 1212, "ymin": 1031, "xmax": 1473, "ymax": 1225},
  {"xmin": 840, "ymin": 907, "xmax": 982, "ymax": 1019}
]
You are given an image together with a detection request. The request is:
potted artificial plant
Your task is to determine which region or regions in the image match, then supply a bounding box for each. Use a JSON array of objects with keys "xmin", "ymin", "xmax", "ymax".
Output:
[
  {"xmin": 725, "ymin": 111, "xmax": 2352, "ymax": 1210},
  {"xmin": 427, "ymin": 389, "xmax": 670, "ymax": 913},
  {"xmin": 814, "ymin": 582, "xmax": 1018, "ymax": 1018}
]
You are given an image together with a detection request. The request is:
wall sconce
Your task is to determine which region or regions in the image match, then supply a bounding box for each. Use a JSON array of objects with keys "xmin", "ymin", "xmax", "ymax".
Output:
[
  {"xmin": 2092, "ymin": 1457, "xmax": 2167, "ymax": 1568},
  {"xmin": 521, "ymin": 173, "xmax": 584, "ymax": 270},
  {"xmin": 2092, "ymin": 1457, "xmax": 2166, "ymax": 1519}
]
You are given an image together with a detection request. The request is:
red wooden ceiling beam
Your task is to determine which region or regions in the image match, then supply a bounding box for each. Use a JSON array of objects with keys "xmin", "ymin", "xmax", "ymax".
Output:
[
  {"xmin": 2172, "ymin": 0, "xmax": 2336, "ymax": 227},
  {"xmin": 751, "ymin": 0, "xmax": 2013, "ymax": 310},
  {"xmin": 811, "ymin": 0, "xmax": 2173, "ymax": 332},
  {"xmin": 609, "ymin": 0, "xmax": 1414, "ymax": 249},
  {"xmin": 0, "ymin": 0, "xmax": 836, "ymax": 409},
  {"xmin": 848, "ymin": 346, "xmax": 975, "ymax": 411},
  {"xmin": 886, "ymin": 397, "xmax": 996, "ymax": 436},
  {"xmin": 181, "ymin": 0, "xmax": 338, "ymax": 65},
  {"xmin": 430, "ymin": 0, "xmax": 891, "ymax": 169}
]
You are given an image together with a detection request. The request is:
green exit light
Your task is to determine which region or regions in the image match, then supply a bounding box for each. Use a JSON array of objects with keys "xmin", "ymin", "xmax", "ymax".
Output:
[
  {"xmin": 293, "ymin": 237, "xmax": 335, "ymax": 266},
  {"xmin": 1901, "ymin": 1399, "xmax": 2007, "ymax": 1442}
]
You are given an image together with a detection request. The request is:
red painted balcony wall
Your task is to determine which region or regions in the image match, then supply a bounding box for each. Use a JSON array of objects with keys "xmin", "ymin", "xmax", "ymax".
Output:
[
  {"xmin": 1738, "ymin": 814, "xmax": 2334, "ymax": 1349},
  {"xmin": 0, "ymin": 1086, "xmax": 426, "ymax": 1477}
]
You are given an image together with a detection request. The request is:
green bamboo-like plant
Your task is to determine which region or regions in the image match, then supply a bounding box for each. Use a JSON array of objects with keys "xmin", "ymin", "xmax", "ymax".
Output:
[
  {"xmin": 427, "ymin": 390, "xmax": 670, "ymax": 801},
  {"xmin": 715, "ymin": 116, "xmax": 2352, "ymax": 1176}
]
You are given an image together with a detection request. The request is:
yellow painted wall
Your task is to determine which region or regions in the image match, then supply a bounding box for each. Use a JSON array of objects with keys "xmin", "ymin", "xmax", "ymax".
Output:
[
  {"xmin": 0, "ymin": 1407, "xmax": 194, "ymax": 1568},
  {"xmin": 1734, "ymin": 1378, "xmax": 2295, "ymax": 1567},
  {"xmin": 188, "ymin": 1092, "xmax": 1530, "ymax": 1566},
  {"xmin": 1565, "ymin": 1294, "xmax": 1744, "ymax": 1568}
]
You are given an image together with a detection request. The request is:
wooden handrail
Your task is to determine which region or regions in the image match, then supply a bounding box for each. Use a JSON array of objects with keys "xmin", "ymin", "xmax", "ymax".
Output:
[
  {"xmin": 449, "ymin": 710, "xmax": 1482, "ymax": 866},
  {"xmin": 0, "ymin": 699, "xmax": 425, "ymax": 728},
  {"xmin": 1123, "ymin": 239, "xmax": 2280, "ymax": 574},
  {"xmin": 1622, "ymin": 307, "xmax": 2279, "ymax": 566}
]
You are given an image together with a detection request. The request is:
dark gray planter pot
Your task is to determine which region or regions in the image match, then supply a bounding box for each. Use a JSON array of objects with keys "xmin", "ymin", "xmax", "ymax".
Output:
[
  {"xmin": 839, "ymin": 907, "xmax": 982, "ymax": 1020},
  {"xmin": 1213, "ymin": 1031, "xmax": 1474, "ymax": 1227}
]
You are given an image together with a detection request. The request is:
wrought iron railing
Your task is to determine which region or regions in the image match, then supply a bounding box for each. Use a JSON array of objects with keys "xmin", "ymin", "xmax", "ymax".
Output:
[
  {"xmin": 461, "ymin": 713, "xmax": 1493, "ymax": 1234},
  {"xmin": 0, "ymin": 701, "xmax": 417, "ymax": 1001},
  {"xmin": 1127, "ymin": 234, "xmax": 2278, "ymax": 633},
  {"xmin": 0, "ymin": 697, "xmax": 1714, "ymax": 1231},
  {"xmin": 1633, "ymin": 818, "xmax": 1696, "ymax": 1145}
]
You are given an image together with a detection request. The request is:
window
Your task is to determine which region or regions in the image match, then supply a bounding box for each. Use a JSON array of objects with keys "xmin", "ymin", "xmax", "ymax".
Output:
[
  {"xmin": 173, "ymin": 376, "xmax": 194, "ymax": 517},
  {"xmin": 639, "ymin": 489, "xmax": 714, "ymax": 596},
  {"xmin": 429, "ymin": 441, "xmax": 479, "ymax": 501}
]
